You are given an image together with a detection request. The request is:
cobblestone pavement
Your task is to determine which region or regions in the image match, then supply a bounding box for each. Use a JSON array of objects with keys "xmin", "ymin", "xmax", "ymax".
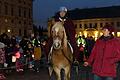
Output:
[
  {"xmin": 6, "ymin": 67, "xmax": 49, "ymax": 80},
  {"xmin": 5, "ymin": 65, "xmax": 92, "ymax": 80},
  {"xmin": 5, "ymin": 60, "xmax": 120, "ymax": 80},
  {"xmin": 5, "ymin": 65, "xmax": 120, "ymax": 80}
]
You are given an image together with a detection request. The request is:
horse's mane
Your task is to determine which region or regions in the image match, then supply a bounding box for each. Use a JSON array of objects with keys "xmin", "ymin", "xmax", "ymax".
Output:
[
  {"xmin": 51, "ymin": 22, "xmax": 73, "ymax": 67},
  {"xmin": 51, "ymin": 22, "xmax": 68, "ymax": 52}
]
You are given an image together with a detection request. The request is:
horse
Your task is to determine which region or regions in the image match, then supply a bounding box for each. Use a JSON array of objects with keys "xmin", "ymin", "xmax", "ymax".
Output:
[{"xmin": 48, "ymin": 22, "xmax": 73, "ymax": 80}]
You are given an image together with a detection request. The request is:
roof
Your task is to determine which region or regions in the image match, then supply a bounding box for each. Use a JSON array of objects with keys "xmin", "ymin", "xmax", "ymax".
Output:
[{"xmin": 68, "ymin": 6, "xmax": 120, "ymax": 20}]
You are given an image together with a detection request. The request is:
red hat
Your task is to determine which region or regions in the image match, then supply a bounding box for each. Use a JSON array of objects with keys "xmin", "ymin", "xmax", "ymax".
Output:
[{"xmin": 102, "ymin": 24, "xmax": 115, "ymax": 33}]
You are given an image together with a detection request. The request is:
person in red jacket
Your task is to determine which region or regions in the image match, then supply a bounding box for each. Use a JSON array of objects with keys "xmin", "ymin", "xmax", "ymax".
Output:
[
  {"xmin": 84, "ymin": 24, "xmax": 120, "ymax": 80},
  {"xmin": 45, "ymin": 7, "xmax": 79, "ymax": 62}
]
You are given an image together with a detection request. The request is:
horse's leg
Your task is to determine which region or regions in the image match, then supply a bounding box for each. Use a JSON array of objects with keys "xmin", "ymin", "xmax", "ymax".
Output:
[
  {"xmin": 64, "ymin": 66, "xmax": 71, "ymax": 80},
  {"xmin": 54, "ymin": 67, "xmax": 61, "ymax": 80}
]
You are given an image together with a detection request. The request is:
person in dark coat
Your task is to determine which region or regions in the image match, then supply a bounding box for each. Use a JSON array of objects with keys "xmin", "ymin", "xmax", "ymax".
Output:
[
  {"xmin": 86, "ymin": 36, "xmax": 95, "ymax": 58},
  {"xmin": 84, "ymin": 24, "xmax": 120, "ymax": 80},
  {"xmin": 45, "ymin": 7, "xmax": 79, "ymax": 62},
  {"xmin": 11, "ymin": 35, "xmax": 17, "ymax": 47}
]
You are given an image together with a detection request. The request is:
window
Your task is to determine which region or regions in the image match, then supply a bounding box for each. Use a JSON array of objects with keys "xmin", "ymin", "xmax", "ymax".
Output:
[
  {"xmin": 93, "ymin": 23, "xmax": 97, "ymax": 28},
  {"xmin": 19, "ymin": 21, "xmax": 21, "ymax": 24},
  {"xmin": 29, "ymin": 21, "xmax": 32, "ymax": 25},
  {"xmin": 11, "ymin": 6, "xmax": 14, "ymax": 16},
  {"xmin": 105, "ymin": 22, "xmax": 108, "ymax": 25},
  {"xmin": 18, "ymin": 0, "xmax": 21, "ymax": 3},
  {"xmin": 29, "ymin": 8, "xmax": 31, "ymax": 18},
  {"xmin": 24, "ymin": 21, "xmax": 26, "ymax": 25},
  {"xmin": 0, "ymin": 2, "xmax": 1, "ymax": 14},
  {"xmin": 89, "ymin": 23, "xmax": 92, "ymax": 28},
  {"xmin": 5, "ymin": 5, "xmax": 8, "ymax": 15},
  {"xmin": 100, "ymin": 23, "xmax": 103, "ymax": 27},
  {"xmin": 84, "ymin": 24, "xmax": 88, "ymax": 29},
  {"xmin": 19, "ymin": 29, "xmax": 21, "ymax": 36},
  {"xmin": 79, "ymin": 24, "xmax": 82, "ymax": 28},
  {"xmin": 111, "ymin": 22, "xmax": 114, "ymax": 26},
  {"xmin": 24, "ymin": 1, "xmax": 26, "ymax": 4},
  {"xmin": 24, "ymin": 8, "xmax": 26, "ymax": 18},
  {"xmin": 74, "ymin": 24, "xmax": 77, "ymax": 28},
  {"xmin": 117, "ymin": 22, "xmax": 120, "ymax": 27},
  {"xmin": 0, "ymin": 4, "xmax": 1, "ymax": 14},
  {"xmin": 24, "ymin": 29, "xmax": 27, "ymax": 36},
  {"xmin": 11, "ymin": 20, "xmax": 14, "ymax": 23},
  {"xmin": 18, "ymin": 7, "xmax": 21, "ymax": 17}
]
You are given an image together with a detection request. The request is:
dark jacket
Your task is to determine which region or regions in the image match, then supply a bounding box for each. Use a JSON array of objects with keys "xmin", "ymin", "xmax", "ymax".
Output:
[{"xmin": 88, "ymin": 35, "xmax": 120, "ymax": 77}]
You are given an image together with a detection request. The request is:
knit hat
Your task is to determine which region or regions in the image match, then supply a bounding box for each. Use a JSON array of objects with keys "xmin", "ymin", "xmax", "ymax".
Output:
[{"xmin": 102, "ymin": 24, "xmax": 115, "ymax": 33}]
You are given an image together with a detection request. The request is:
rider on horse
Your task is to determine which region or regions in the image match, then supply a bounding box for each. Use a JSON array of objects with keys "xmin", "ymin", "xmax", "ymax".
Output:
[{"xmin": 45, "ymin": 6, "xmax": 80, "ymax": 63}]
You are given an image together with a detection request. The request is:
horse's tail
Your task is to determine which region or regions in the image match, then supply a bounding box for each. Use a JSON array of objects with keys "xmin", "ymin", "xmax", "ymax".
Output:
[{"xmin": 60, "ymin": 68, "xmax": 65, "ymax": 80}]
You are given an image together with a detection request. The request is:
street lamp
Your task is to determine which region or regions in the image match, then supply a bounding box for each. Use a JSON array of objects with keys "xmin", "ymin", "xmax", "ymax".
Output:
[{"xmin": 8, "ymin": 29, "xmax": 11, "ymax": 32}]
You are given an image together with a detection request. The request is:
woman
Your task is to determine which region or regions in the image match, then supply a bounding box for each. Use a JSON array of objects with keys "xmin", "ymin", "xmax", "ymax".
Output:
[{"xmin": 84, "ymin": 24, "xmax": 120, "ymax": 80}]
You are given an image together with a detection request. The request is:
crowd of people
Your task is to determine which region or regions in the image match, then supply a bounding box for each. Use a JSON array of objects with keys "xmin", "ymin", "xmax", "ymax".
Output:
[{"xmin": 0, "ymin": 33, "xmax": 47, "ymax": 79}]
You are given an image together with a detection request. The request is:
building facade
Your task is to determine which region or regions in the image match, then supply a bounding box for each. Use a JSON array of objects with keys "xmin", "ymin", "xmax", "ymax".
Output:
[
  {"xmin": 48, "ymin": 6, "xmax": 120, "ymax": 39},
  {"xmin": 73, "ymin": 18, "xmax": 120, "ymax": 39},
  {"xmin": 0, "ymin": 0, "xmax": 33, "ymax": 37}
]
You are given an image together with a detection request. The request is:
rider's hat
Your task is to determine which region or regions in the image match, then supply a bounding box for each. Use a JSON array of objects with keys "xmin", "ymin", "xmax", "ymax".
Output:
[{"xmin": 59, "ymin": 6, "xmax": 67, "ymax": 12}]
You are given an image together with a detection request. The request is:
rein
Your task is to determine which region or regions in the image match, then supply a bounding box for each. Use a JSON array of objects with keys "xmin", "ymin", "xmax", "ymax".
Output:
[{"xmin": 61, "ymin": 44, "xmax": 73, "ymax": 65}]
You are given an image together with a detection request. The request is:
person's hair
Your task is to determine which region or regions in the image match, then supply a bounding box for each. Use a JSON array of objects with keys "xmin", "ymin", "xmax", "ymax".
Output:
[{"xmin": 102, "ymin": 24, "xmax": 115, "ymax": 33}]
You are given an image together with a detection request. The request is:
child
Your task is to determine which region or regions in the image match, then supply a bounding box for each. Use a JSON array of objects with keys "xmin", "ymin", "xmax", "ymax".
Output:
[
  {"xmin": 26, "ymin": 43, "xmax": 34, "ymax": 70},
  {"xmin": 14, "ymin": 43, "xmax": 24, "ymax": 72}
]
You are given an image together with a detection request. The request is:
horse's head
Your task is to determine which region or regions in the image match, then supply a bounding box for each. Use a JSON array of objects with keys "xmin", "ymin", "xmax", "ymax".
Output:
[{"xmin": 51, "ymin": 22, "xmax": 67, "ymax": 50}]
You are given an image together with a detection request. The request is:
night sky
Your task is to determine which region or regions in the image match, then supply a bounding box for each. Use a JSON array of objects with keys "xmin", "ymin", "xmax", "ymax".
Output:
[{"xmin": 33, "ymin": 0, "xmax": 120, "ymax": 28}]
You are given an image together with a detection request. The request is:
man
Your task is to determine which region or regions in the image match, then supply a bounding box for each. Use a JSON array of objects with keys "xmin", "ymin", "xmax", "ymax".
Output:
[{"xmin": 84, "ymin": 24, "xmax": 120, "ymax": 80}]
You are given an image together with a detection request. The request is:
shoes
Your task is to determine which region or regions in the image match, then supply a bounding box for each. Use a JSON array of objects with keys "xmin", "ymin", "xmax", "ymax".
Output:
[
  {"xmin": 37, "ymin": 70, "xmax": 39, "ymax": 72},
  {"xmin": 16, "ymin": 69, "xmax": 24, "ymax": 72}
]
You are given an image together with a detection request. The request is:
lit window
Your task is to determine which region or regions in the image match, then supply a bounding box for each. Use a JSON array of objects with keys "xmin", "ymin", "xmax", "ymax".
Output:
[{"xmin": 117, "ymin": 32, "xmax": 120, "ymax": 37}]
